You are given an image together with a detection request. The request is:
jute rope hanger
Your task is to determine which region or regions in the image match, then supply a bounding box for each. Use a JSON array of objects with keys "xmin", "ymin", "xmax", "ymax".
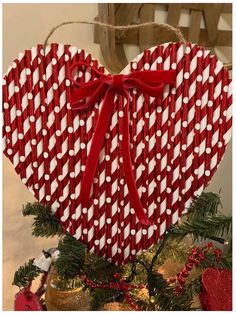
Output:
[
  {"xmin": 44, "ymin": 20, "xmax": 186, "ymax": 49},
  {"xmin": 44, "ymin": 20, "xmax": 232, "ymax": 71}
]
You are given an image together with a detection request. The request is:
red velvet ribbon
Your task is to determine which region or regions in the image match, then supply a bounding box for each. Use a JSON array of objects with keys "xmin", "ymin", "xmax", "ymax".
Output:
[{"xmin": 69, "ymin": 62, "xmax": 176, "ymax": 226}]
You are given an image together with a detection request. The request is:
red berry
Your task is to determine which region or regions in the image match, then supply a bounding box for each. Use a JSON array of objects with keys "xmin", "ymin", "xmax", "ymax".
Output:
[
  {"xmin": 188, "ymin": 255, "xmax": 195, "ymax": 263},
  {"xmin": 113, "ymin": 272, "xmax": 121, "ymax": 279},
  {"xmin": 177, "ymin": 275, "xmax": 186, "ymax": 286},
  {"xmin": 181, "ymin": 270, "xmax": 189, "ymax": 277},
  {"xmin": 191, "ymin": 248, "xmax": 198, "ymax": 256},
  {"xmin": 214, "ymin": 248, "xmax": 222, "ymax": 256},
  {"xmin": 193, "ymin": 258, "xmax": 200, "ymax": 266},
  {"xmin": 175, "ymin": 285, "xmax": 183, "ymax": 295},
  {"xmin": 185, "ymin": 263, "xmax": 194, "ymax": 271},
  {"xmin": 199, "ymin": 252, "xmax": 205, "ymax": 260},
  {"xmin": 207, "ymin": 242, "xmax": 213, "ymax": 249}
]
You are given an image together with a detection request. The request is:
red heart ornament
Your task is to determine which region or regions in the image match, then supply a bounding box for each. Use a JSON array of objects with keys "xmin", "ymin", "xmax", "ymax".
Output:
[
  {"xmin": 200, "ymin": 268, "xmax": 232, "ymax": 310},
  {"xmin": 14, "ymin": 289, "xmax": 43, "ymax": 311},
  {"xmin": 2, "ymin": 43, "xmax": 232, "ymax": 265}
]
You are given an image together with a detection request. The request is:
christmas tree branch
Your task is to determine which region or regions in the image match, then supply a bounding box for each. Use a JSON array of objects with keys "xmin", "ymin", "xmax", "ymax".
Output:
[
  {"xmin": 184, "ymin": 276, "xmax": 202, "ymax": 300},
  {"xmin": 197, "ymin": 250, "xmax": 232, "ymax": 269},
  {"xmin": 149, "ymin": 236, "xmax": 167, "ymax": 270},
  {"xmin": 156, "ymin": 238, "xmax": 190, "ymax": 264},
  {"xmin": 90, "ymin": 288, "xmax": 121, "ymax": 310},
  {"xmin": 169, "ymin": 214, "xmax": 232, "ymax": 242},
  {"xmin": 23, "ymin": 202, "xmax": 63, "ymax": 238},
  {"xmin": 13, "ymin": 259, "xmax": 42, "ymax": 288},
  {"xmin": 56, "ymin": 234, "xmax": 86, "ymax": 279},
  {"xmin": 151, "ymin": 272, "xmax": 192, "ymax": 310},
  {"xmin": 187, "ymin": 191, "xmax": 221, "ymax": 219}
]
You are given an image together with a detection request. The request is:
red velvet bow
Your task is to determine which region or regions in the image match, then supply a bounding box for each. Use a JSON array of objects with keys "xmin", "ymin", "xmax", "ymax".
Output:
[{"xmin": 69, "ymin": 62, "xmax": 176, "ymax": 226}]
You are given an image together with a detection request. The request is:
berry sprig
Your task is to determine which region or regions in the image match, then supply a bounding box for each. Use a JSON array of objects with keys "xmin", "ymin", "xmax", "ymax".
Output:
[
  {"xmin": 168, "ymin": 242, "xmax": 222, "ymax": 295},
  {"xmin": 80, "ymin": 272, "xmax": 144, "ymax": 311}
]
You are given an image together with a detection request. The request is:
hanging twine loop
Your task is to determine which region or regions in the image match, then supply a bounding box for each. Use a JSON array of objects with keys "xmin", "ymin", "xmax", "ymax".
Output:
[
  {"xmin": 43, "ymin": 20, "xmax": 232, "ymax": 70},
  {"xmin": 43, "ymin": 20, "xmax": 187, "ymax": 51}
]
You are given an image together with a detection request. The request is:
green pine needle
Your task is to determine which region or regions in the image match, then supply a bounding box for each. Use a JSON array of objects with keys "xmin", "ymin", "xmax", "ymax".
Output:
[
  {"xmin": 187, "ymin": 191, "xmax": 221, "ymax": 219},
  {"xmin": 84, "ymin": 254, "xmax": 121, "ymax": 282},
  {"xmin": 169, "ymin": 214, "xmax": 232, "ymax": 242},
  {"xmin": 23, "ymin": 202, "xmax": 63, "ymax": 238},
  {"xmin": 151, "ymin": 272, "xmax": 192, "ymax": 311},
  {"xmin": 56, "ymin": 234, "xmax": 86, "ymax": 279},
  {"xmin": 90, "ymin": 288, "xmax": 121, "ymax": 311},
  {"xmin": 13, "ymin": 259, "xmax": 42, "ymax": 288}
]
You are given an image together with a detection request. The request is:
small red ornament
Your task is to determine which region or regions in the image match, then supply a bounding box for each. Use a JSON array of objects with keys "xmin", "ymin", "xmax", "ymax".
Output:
[
  {"xmin": 14, "ymin": 288, "xmax": 43, "ymax": 311},
  {"xmin": 199, "ymin": 268, "xmax": 232, "ymax": 311}
]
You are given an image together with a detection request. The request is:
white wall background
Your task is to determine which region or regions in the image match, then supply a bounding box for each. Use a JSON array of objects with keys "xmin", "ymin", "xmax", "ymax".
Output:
[{"xmin": 3, "ymin": 3, "xmax": 232, "ymax": 310}]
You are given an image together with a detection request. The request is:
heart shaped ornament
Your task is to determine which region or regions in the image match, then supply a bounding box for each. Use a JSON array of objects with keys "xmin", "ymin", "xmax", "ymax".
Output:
[
  {"xmin": 200, "ymin": 268, "xmax": 232, "ymax": 310},
  {"xmin": 2, "ymin": 42, "xmax": 232, "ymax": 265}
]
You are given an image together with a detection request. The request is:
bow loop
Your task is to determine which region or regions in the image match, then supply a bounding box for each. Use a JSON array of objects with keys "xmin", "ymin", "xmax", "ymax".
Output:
[{"xmin": 69, "ymin": 61, "xmax": 176, "ymax": 226}]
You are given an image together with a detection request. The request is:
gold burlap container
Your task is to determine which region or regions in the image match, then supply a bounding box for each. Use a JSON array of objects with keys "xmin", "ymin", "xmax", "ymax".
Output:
[{"xmin": 45, "ymin": 268, "xmax": 91, "ymax": 311}]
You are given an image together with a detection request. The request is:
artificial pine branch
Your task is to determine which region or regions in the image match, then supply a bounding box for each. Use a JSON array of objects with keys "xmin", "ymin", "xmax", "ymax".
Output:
[
  {"xmin": 150, "ymin": 237, "xmax": 167, "ymax": 270},
  {"xmin": 90, "ymin": 288, "xmax": 121, "ymax": 311},
  {"xmin": 83, "ymin": 254, "xmax": 121, "ymax": 282},
  {"xmin": 23, "ymin": 202, "xmax": 63, "ymax": 238},
  {"xmin": 169, "ymin": 214, "xmax": 232, "ymax": 242},
  {"xmin": 187, "ymin": 191, "xmax": 221, "ymax": 219},
  {"xmin": 155, "ymin": 238, "xmax": 190, "ymax": 265},
  {"xmin": 23, "ymin": 202, "xmax": 48, "ymax": 216},
  {"xmin": 151, "ymin": 272, "xmax": 192, "ymax": 311},
  {"xmin": 56, "ymin": 276, "xmax": 84, "ymax": 291},
  {"xmin": 13, "ymin": 259, "xmax": 42, "ymax": 288},
  {"xmin": 183, "ymin": 276, "xmax": 202, "ymax": 300},
  {"xmin": 198, "ymin": 250, "xmax": 232, "ymax": 269},
  {"xmin": 56, "ymin": 234, "xmax": 86, "ymax": 279}
]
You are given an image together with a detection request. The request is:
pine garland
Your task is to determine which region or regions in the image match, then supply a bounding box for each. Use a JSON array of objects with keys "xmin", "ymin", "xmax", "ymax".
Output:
[{"xmin": 155, "ymin": 239, "xmax": 190, "ymax": 265}]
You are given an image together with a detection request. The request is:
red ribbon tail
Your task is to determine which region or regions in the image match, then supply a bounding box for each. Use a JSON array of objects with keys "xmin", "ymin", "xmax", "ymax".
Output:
[
  {"xmin": 79, "ymin": 88, "xmax": 115, "ymax": 207},
  {"xmin": 122, "ymin": 98, "xmax": 152, "ymax": 227}
]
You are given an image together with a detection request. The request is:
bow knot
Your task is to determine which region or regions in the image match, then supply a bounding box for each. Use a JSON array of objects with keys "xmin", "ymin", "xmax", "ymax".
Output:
[
  {"xmin": 112, "ymin": 74, "xmax": 124, "ymax": 92},
  {"xmin": 69, "ymin": 61, "xmax": 176, "ymax": 226}
]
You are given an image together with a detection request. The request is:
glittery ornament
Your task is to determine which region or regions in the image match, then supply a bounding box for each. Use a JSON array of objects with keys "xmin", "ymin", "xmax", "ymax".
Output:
[{"xmin": 199, "ymin": 268, "xmax": 232, "ymax": 311}]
